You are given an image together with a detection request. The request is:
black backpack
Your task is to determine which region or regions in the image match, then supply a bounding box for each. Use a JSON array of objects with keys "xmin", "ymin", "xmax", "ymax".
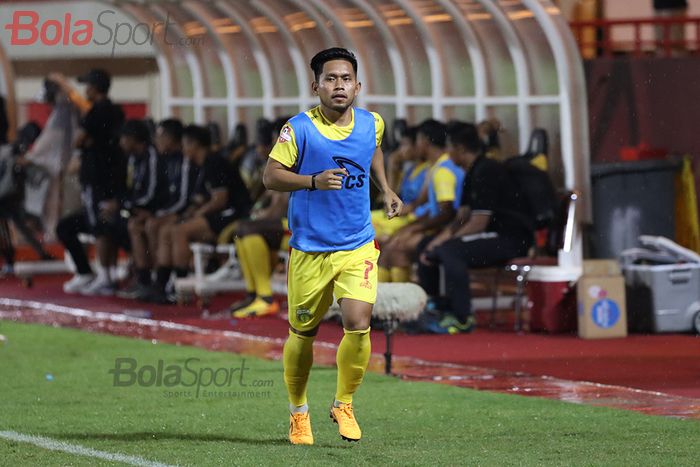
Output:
[{"xmin": 504, "ymin": 155, "xmax": 558, "ymax": 230}]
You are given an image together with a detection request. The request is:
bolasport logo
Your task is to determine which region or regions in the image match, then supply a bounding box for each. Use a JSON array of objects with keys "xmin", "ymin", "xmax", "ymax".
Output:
[{"xmin": 3, "ymin": 10, "xmax": 205, "ymax": 56}]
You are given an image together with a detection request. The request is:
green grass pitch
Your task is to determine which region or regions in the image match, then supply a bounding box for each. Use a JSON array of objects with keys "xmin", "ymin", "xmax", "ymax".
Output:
[{"xmin": 0, "ymin": 321, "xmax": 698, "ymax": 466}]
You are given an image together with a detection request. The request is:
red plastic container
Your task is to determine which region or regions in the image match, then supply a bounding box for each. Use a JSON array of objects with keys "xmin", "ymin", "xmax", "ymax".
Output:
[{"xmin": 526, "ymin": 266, "xmax": 580, "ymax": 333}]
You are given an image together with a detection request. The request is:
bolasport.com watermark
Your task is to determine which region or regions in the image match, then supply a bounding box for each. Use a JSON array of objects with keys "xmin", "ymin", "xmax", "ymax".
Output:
[
  {"xmin": 3, "ymin": 10, "xmax": 205, "ymax": 56},
  {"xmin": 108, "ymin": 357, "xmax": 275, "ymax": 400}
]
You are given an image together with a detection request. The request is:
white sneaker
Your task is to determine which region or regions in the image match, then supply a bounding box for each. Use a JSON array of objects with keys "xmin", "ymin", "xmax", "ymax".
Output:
[
  {"xmin": 80, "ymin": 275, "xmax": 116, "ymax": 296},
  {"xmin": 63, "ymin": 274, "xmax": 95, "ymax": 294}
]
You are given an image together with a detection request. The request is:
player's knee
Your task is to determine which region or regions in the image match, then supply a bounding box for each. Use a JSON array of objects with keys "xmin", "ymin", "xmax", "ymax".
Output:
[
  {"xmin": 158, "ymin": 224, "xmax": 173, "ymax": 241},
  {"xmin": 127, "ymin": 218, "xmax": 141, "ymax": 235},
  {"xmin": 172, "ymin": 225, "xmax": 189, "ymax": 243},
  {"xmin": 343, "ymin": 317, "xmax": 371, "ymax": 331},
  {"xmin": 145, "ymin": 219, "xmax": 158, "ymax": 235},
  {"xmin": 289, "ymin": 326, "xmax": 319, "ymax": 338}
]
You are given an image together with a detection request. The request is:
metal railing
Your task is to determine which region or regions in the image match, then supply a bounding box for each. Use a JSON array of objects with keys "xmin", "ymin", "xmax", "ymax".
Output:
[{"xmin": 570, "ymin": 17, "xmax": 700, "ymax": 58}]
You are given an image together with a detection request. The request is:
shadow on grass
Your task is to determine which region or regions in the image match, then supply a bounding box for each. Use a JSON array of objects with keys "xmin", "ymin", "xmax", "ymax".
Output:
[{"xmin": 52, "ymin": 432, "xmax": 351, "ymax": 448}]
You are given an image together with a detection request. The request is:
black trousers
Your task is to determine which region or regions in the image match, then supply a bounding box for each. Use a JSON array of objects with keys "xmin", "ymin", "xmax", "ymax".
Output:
[
  {"xmin": 417, "ymin": 232, "xmax": 531, "ymax": 322},
  {"xmin": 0, "ymin": 196, "xmax": 51, "ymax": 265},
  {"xmin": 56, "ymin": 210, "xmax": 130, "ymax": 275}
]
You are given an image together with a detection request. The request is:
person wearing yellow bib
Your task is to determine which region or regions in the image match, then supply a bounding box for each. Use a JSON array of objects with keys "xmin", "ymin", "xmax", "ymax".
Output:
[{"xmin": 377, "ymin": 119, "xmax": 465, "ymax": 283}]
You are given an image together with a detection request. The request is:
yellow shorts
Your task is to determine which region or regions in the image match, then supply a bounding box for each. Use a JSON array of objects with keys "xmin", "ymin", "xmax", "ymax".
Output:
[
  {"xmin": 371, "ymin": 209, "xmax": 415, "ymax": 238},
  {"xmin": 287, "ymin": 240, "xmax": 380, "ymax": 332}
]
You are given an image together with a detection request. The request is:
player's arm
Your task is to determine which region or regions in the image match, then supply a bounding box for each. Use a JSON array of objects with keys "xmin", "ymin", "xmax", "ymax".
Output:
[
  {"xmin": 419, "ymin": 206, "xmax": 476, "ymax": 265},
  {"xmin": 263, "ymin": 122, "xmax": 347, "ymax": 192},
  {"xmin": 48, "ymin": 72, "xmax": 91, "ymax": 115},
  {"xmin": 194, "ymin": 189, "xmax": 228, "ymax": 217},
  {"xmin": 452, "ymin": 212, "xmax": 490, "ymax": 237},
  {"xmin": 402, "ymin": 182, "xmax": 428, "ymax": 215},
  {"xmin": 370, "ymin": 146, "xmax": 403, "ymax": 219},
  {"xmin": 263, "ymin": 159, "xmax": 347, "ymax": 192},
  {"xmin": 412, "ymin": 166, "xmax": 459, "ymax": 231},
  {"xmin": 370, "ymin": 113, "xmax": 402, "ymax": 218},
  {"xmin": 414, "ymin": 201, "xmax": 455, "ymax": 232}
]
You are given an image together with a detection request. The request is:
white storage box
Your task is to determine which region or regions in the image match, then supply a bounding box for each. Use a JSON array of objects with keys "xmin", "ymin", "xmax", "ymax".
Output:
[
  {"xmin": 621, "ymin": 236, "xmax": 700, "ymax": 334},
  {"xmin": 624, "ymin": 263, "xmax": 700, "ymax": 333}
]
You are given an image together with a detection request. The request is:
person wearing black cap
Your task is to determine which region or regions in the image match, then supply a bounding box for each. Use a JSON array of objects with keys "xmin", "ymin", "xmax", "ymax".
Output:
[{"xmin": 50, "ymin": 69, "xmax": 127, "ymax": 295}]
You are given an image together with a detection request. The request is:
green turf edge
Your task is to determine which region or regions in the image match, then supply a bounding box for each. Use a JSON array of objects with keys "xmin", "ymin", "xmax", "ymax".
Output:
[{"xmin": 0, "ymin": 321, "xmax": 698, "ymax": 467}]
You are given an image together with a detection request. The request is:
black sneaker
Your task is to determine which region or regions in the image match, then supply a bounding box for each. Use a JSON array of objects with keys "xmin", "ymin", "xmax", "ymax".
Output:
[
  {"xmin": 136, "ymin": 285, "xmax": 175, "ymax": 305},
  {"xmin": 117, "ymin": 282, "xmax": 151, "ymax": 299}
]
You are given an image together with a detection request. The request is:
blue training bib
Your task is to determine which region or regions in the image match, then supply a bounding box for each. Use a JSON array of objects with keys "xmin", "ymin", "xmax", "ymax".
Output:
[{"xmin": 287, "ymin": 108, "xmax": 377, "ymax": 252}]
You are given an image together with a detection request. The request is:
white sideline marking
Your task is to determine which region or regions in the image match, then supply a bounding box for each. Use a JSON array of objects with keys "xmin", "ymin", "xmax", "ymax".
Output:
[{"xmin": 0, "ymin": 431, "xmax": 176, "ymax": 467}]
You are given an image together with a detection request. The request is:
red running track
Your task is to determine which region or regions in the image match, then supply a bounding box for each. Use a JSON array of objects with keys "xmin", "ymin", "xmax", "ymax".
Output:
[{"xmin": 1, "ymin": 274, "xmax": 699, "ymax": 398}]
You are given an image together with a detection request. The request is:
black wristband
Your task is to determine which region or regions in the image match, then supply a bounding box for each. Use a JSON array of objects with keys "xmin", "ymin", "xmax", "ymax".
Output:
[{"xmin": 310, "ymin": 174, "xmax": 317, "ymax": 190}]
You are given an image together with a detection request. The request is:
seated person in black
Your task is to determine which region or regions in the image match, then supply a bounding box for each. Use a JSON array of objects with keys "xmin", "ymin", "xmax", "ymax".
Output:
[
  {"xmin": 144, "ymin": 120, "xmax": 199, "ymax": 287},
  {"xmin": 418, "ymin": 122, "xmax": 534, "ymax": 334},
  {"xmin": 146, "ymin": 124, "xmax": 251, "ymax": 303},
  {"xmin": 116, "ymin": 119, "xmax": 163, "ymax": 297}
]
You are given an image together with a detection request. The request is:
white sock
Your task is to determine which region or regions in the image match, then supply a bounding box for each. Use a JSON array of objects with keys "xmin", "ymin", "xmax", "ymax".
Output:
[
  {"xmin": 333, "ymin": 400, "xmax": 343, "ymax": 408},
  {"xmin": 289, "ymin": 403, "xmax": 308, "ymax": 414}
]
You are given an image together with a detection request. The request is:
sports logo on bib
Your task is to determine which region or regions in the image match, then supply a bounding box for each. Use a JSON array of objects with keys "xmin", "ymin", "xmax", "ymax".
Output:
[
  {"xmin": 279, "ymin": 125, "xmax": 292, "ymax": 143},
  {"xmin": 332, "ymin": 156, "xmax": 366, "ymax": 190}
]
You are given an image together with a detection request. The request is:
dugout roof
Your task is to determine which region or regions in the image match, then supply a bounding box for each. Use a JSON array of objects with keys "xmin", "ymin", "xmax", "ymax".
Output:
[{"xmin": 0, "ymin": 0, "xmax": 589, "ymax": 267}]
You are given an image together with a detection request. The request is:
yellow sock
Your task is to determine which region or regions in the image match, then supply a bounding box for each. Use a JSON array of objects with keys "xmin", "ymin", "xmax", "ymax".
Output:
[
  {"xmin": 234, "ymin": 237, "xmax": 255, "ymax": 294},
  {"xmin": 378, "ymin": 266, "xmax": 391, "ymax": 282},
  {"xmin": 240, "ymin": 235, "xmax": 272, "ymax": 297},
  {"xmin": 390, "ymin": 266, "xmax": 410, "ymax": 283},
  {"xmin": 283, "ymin": 330, "xmax": 315, "ymax": 407},
  {"xmin": 335, "ymin": 327, "xmax": 371, "ymax": 404}
]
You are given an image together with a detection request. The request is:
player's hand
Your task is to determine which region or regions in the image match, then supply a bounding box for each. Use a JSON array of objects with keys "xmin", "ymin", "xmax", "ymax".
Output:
[
  {"xmin": 420, "ymin": 238, "xmax": 443, "ymax": 265},
  {"xmin": 383, "ymin": 190, "xmax": 403, "ymax": 219},
  {"xmin": 314, "ymin": 168, "xmax": 348, "ymax": 190},
  {"xmin": 419, "ymin": 232, "xmax": 450, "ymax": 265},
  {"xmin": 98, "ymin": 199, "xmax": 119, "ymax": 222},
  {"xmin": 399, "ymin": 202, "xmax": 414, "ymax": 217},
  {"xmin": 48, "ymin": 72, "xmax": 70, "ymax": 91}
]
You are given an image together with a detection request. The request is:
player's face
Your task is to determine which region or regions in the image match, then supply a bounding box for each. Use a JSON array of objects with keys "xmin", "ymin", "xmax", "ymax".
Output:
[
  {"xmin": 119, "ymin": 135, "xmax": 136, "ymax": 154},
  {"xmin": 85, "ymin": 83, "xmax": 98, "ymax": 102},
  {"xmin": 314, "ymin": 59, "xmax": 360, "ymax": 113},
  {"xmin": 415, "ymin": 132, "xmax": 430, "ymax": 158},
  {"xmin": 155, "ymin": 127, "xmax": 174, "ymax": 154},
  {"xmin": 447, "ymin": 141, "xmax": 468, "ymax": 168},
  {"xmin": 182, "ymin": 136, "xmax": 197, "ymax": 159},
  {"xmin": 400, "ymin": 136, "xmax": 417, "ymax": 161}
]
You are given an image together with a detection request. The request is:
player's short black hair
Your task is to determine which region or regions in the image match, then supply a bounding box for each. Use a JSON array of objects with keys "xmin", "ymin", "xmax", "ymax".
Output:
[
  {"xmin": 417, "ymin": 119, "xmax": 447, "ymax": 148},
  {"xmin": 447, "ymin": 121, "xmax": 483, "ymax": 154},
  {"xmin": 273, "ymin": 116, "xmax": 291, "ymax": 137},
  {"xmin": 255, "ymin": 118, "xmax": 273, "ymax": 146},
  {"xmin": 13, "ymin": 121, "xmax": 41, "ymax": 155},
  {"xmin": 402, "ymin": 126, "xmax": 417, "ymax": 144},
  {"xmin": 182, "ymin": 124, "xmax": 211, "ymax": 148},
  {"xmin": 157, "ymin": 118, "xmax": 184, "ymax": 141},
  {"xmin": 77, "ymin": 68, "xmax": 111, "ymax": 94},
  {"xmin": 121, "ymin": 119, "xmax": 151, "ymax": 144},
  {"xmin": 310, "ymin": 47, "xmax": 358, "ymax": 82}
]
